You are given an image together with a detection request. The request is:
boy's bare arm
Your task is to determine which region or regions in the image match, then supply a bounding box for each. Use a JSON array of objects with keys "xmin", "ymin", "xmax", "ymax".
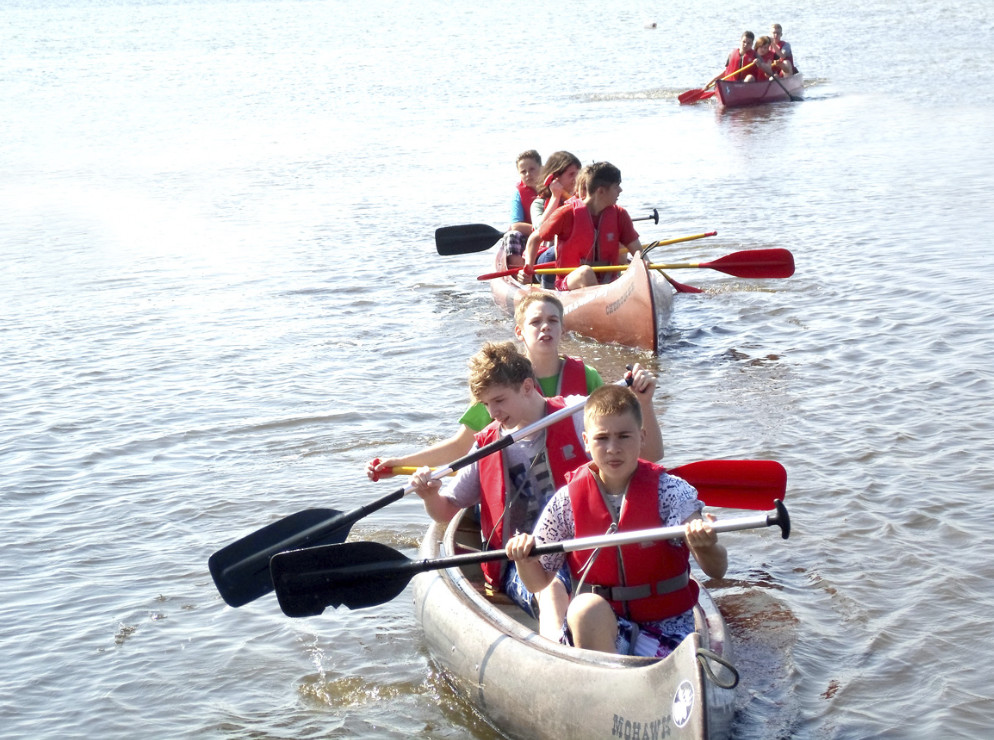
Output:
[
  {"xmin": 522, "ymin": 229, "xmax": 543, "ymax": 271},
  {"xmin": 366, "ymin": 425, "xmax": 475, "ymax": 480},
  {"xmin": 685, "ymin": 514, "xmax": 728, "ymax": 579},
  {"xmin": 630, "ymin": 362, "xmax": 664, "ymax": 462},
  {"xmin": 505, "ymin": 533, "xmax": 556, "ymax": 593},
  {"xmin": 410, "ymin": 467, "xmax": 462, "ymax": 524}
]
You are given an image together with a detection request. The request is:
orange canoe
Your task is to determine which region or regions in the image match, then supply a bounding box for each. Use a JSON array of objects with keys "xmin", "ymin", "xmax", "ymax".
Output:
[{"xmin": 488, "ymin": 246, "xmax": 672, "ymax": 353}]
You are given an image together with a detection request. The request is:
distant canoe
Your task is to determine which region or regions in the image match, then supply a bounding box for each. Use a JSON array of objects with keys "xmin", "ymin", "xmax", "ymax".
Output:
[
  {"xmin": 412, "ymin": 510, "xmax": 738, "ymax": 739},
  {"xmin": 489, "ymin": 247, "xmax": 671, "ymax": 353},
  {"xmin": 715, "ymin": 73, "xmax": 804, "ymax": 109}
]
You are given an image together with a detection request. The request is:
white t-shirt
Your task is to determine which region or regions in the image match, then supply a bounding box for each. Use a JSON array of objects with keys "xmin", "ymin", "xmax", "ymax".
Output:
[{"xmin": 441, "ymin": 395, "xmax": 587, "ymax": 537}]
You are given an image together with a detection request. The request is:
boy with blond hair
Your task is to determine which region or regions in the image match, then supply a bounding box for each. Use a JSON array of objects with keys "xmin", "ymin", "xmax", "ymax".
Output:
[
  {"xmin": 521, "ymin": 162, "xmax": 641, "ymax": 291},
  {"xmin": 366, "ymin": 292, "xmax": 604, "ymax": 480}
]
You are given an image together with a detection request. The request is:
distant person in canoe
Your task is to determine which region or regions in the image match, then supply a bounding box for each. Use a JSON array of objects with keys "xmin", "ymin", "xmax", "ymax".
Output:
[
  {"xmin": 511, "ymin": 149, "xmax": 542, "ymax": 228},
  {"xmin": 410, "ymin": 342, "xmax": 661, "ymax": 638},
  {"xmin": 521, "ymin": 161, "xmax": 641, "ymax": 291},
  {"xmin": 504, "ymin": 150, "xmax": 581, "ymax": 270},
  {"xmin": 458, "ymin": 293, "xmax": 605, "ymax": 432},
  {"xmin": 753, "ymin": 35, "xmax": 794, "ymax": 79},
  {"xmin": 536, "ymin": 164, "xmax": 593, "ymax": 288},
  {"xmin": 365, "ymin": 293, "xmax": 604, "ymax": 481},
  {"xmin": 530, "ymin": 150, "xmax": 582, "ymax": 231},
  {"xmin": 770, "ymin": 23, "xmax": 797, "ymax": 74},
  {"xmin": 706, "ymin": 31, "xmax": 757, "ymax": 87},
  {"xmin": 505, "ymin": 384, "xmax": 727, "ymax": 657}
]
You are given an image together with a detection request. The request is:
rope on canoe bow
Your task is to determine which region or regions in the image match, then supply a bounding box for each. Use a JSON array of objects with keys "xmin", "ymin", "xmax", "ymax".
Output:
[{"xmin": 696, "ymin": 648, "xmax": 740, "ymax": 689}]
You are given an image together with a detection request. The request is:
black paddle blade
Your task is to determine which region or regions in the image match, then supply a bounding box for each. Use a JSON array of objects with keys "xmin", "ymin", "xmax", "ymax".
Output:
[
  {"xmin": 772, "ymin": 499, "xmax": 791, "ymax": 539},
  {"xmin": 271, "ymin": 541, "xmax": 416, "ymax": 616},
  {"xmin": 435, "ymin": 224, "xmax": 504, "ymax": 255},
  {"xmin": 208, "ymin": 508, "xmax": 352, "ymax": 607}
]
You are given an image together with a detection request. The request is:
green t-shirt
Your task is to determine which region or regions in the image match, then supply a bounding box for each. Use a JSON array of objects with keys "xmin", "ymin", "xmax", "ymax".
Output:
[{"xmin": 457, "ymin": 362, "xmax": 604, "ymax": 432}]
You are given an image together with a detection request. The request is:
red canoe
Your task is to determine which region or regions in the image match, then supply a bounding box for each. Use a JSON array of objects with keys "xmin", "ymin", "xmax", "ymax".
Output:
[
  {"xmin": 715, "ymin": 73, "xmax": 804, "ymax": 109},
  {"xmin": 488, "ymin": 246, "xmax": 672, "ymax": 353}
]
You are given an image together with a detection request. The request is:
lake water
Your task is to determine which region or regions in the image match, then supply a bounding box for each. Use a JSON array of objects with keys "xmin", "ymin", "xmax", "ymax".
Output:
[{"xmin": 3, "ymin": 0, "xmax": 994, "ymax": 737}]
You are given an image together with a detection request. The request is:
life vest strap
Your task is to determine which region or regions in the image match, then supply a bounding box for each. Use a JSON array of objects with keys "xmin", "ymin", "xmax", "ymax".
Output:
[{"xmin": 576, "ymin": 570, "xmax": 689, "ymax": 602}]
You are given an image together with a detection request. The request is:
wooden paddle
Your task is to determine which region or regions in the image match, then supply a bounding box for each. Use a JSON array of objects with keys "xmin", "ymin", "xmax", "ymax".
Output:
[
  {"xmin": 435, "ymin": 210, "xmax": 661, "ymax": 256},
  {"xmin": 679, "ymin": 61, "xmax": 758, "ymax": 105},
  {"xmin": 270, "ymin": 500, "xmax": 790, "ymax": 616},
  {"xmin": 479, "ymin": 231, "xmax": 716, "ymax": 282},
  {"xmin": 478, "ymin": 248, "xmax": 795, "ymax": 281},
  {"xmin": 385, "ymin": 465, "xmax": 454, "ymax": 478},
  {"xmin": 209, "ymin": 379, "xmax": 629, "ymax": 607},
  {"xmin": 386, "ymin": 459, "xmax": 785, "ymax": 503}
]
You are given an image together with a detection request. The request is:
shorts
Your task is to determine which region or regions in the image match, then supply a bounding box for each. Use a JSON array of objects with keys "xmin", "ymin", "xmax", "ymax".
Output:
[
  {"xmin": 502, "ymin": 562, "xmax": 571, "ymax": 619},
  {"xmin": 559, "ymin": 612, "xmax": 693, "ymax": 657},
  {"xmin": 503, "ymin": 230, "xmax": 527, "ymax": 257},
  {"xmin": 536, "ymin": 246, "xmax": 557, "ymax": 289}
]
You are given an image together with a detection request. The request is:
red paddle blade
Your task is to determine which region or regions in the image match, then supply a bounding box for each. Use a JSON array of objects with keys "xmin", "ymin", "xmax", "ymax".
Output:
[
  {"xmin": 477, "ymin": 267, "xmax": 518, "ymax": 281},
  {"xmin": 478, "ymin": 265, "xmax": 534, "ymax": 281},
  {"xmin": 658, "ymin": 270, "xmax": 703, "ymax": 294},
  {"xmin": 668, "ymin": 460, "xmax": 787, "ymax": 510},
  {"xmin": 678, "ymin": 88, "xmax": 706, "ymax": 105},
  {"xmin": 702, "ymin": 248, "xmax": 795, "ymax": 279}
]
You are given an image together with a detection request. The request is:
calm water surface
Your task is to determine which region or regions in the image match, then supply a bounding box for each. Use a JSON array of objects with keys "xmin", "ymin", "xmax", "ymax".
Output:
[{"xmin": 3, "ymin": 1, "xmax": 994, "ymax": 737}]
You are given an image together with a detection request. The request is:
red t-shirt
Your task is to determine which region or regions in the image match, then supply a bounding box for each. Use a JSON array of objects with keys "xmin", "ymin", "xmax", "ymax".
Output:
[{"xmin": 537, "ymin": 204, "xmax": 638, "ymax": 251}]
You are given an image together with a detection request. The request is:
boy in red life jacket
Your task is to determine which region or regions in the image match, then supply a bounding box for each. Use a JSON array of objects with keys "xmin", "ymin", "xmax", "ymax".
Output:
[
  {"xmin": 521, "ymin": 162, "xmax": 641, "ymax": 291},
  {"xmin": 770, "ymin": 23, "xmax": 797, "ymax": 75},
  {"xmin": 511, "ymin": 149, "xmax": 541, "ymax": 228},
  {"xmin": 753, "ymin": 36, "xmax": 790, "ymax": 81},
  {"xmin": 365, "ymin": 294, "xmax": 605, "ymax": 481},
  {"xmin": 506, "ymin": 385, "xmax": 726, "ymax": 656},
  {"xmin": 706, "ymin": 31, "xmax": 757, "ymax": 87},
  {"xmin": 411, "ymin": 342, "xmax": 662, "ymax": 639},
  {"xmin": 505, "ymin": 151, "xmax": 581, "ymax": 285}
]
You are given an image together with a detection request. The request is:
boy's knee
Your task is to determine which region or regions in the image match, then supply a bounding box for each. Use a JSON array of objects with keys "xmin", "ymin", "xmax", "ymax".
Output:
[{"xmin": 566, "ymin": 594, "xmax": 618, "ymax": 652}]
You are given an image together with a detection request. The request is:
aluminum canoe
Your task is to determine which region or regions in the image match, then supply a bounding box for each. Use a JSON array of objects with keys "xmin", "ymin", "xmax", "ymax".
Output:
[{"xmin": 412, "ymin": 510, "xmax": 738, "ymax": 739}]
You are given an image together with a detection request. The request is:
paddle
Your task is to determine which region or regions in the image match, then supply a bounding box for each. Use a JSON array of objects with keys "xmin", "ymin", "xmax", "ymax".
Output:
[
  {"xmin": 479, "ymin": 231, "xmax": 717, "ymax": 282},
  {"xmin": 436, "ymin": 210, "xmax": 662, "ymax": 256},
  {"xmin": 383, "ymin": 465, "xmax": 454, "ymax": 478},
  {"xmin": 383, "ymin": 458, "xmax": 784, "ymax": 505},
  {"xmin": 478, "ymin": 248, "xmax": 794, "ymax": 281},
  {"xmin": 659, "ymin": 271, "xmax": 704, "ymax": 295},
  {"xmin": 635, "ymin": 208, "xmax": 660, "ymax": 225},
  {"xmin": 270, "ymin": 500, "xmax": 790, "ymax": 616},
  {"xmin": 767, "ymin": 69, "xmax": 801, "ymax": 103},
  {"xmin": 436, "ymin": 224, "xmax": 504, "ymax": 256},
  {"xmin": 209, "ymin": 379, "xmax": 630, "ymax": 607},
  {"xmin": 679, "ymin": 61, "xmax": 758, "ymax": 105}
]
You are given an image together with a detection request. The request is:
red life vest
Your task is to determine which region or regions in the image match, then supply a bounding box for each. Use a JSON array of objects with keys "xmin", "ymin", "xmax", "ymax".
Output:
[
  {"xmin": 516, "ymin": 181, "xmax": 538, "ymax": 224},
  {"xmin": 773, "ymin": 39, "xmax": 795, "ymax": 70},
  {"xmin": 723, "ymin": 48, "xmax": 757, "ymax": 81},
  {"xmin": 475, "ymin": 397, "xmax": 587, "ymax": 588},
  {"xmin": 566, "ymin": 461, "xmax": 700, "ymax": 622},
  {"xmin": 556, "ymin": 200, "xmax": 622, "ymax": 272},
  {"xmin": 554, "ymin": 356, "xmax": 588, "ymax": 396},
  {"xmin": 755, "ymin": 49, "xmax": 778, "ymax": 81}
]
